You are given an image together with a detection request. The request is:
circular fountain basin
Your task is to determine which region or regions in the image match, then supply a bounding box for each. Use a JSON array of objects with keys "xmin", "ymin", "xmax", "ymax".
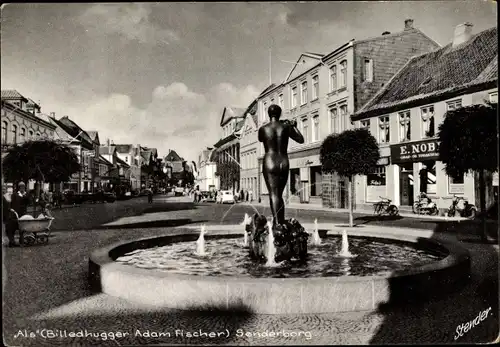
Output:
[{"xmin": 89, "ymin": 224, "xmax": 471, "ymax": 314}]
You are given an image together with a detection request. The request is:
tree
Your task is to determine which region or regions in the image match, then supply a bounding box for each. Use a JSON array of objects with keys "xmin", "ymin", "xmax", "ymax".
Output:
[
  {"xmin": 438, "ymin": 102, "xmax": 498, "ymax": 240},
  {"xmin": 320, "ymin": 128, "xmax": 380, "ymax": 227},
  {"xmin": 2, "ymin": 139, "xmax": 81, "ymax": 199}
]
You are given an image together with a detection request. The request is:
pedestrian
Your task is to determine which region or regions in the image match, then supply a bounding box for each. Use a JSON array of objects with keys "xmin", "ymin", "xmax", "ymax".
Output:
[
  {"xmin": 147, "ymin": 187, "xmax": 153, "ymax": 204},
  {"xmin": 11, "ymin": 182, "xmax": 30, "ymax": 217},
  {"xmin": 249, "ymin": 189, "xmax": 254, "ymax": 202},
  {"xmin": 245, "ymin": 190, "xmax": 249, "ymax": 202},
  {"xmin": 3, "ymin": 183, "xmax": 18, "ymax": 247}
]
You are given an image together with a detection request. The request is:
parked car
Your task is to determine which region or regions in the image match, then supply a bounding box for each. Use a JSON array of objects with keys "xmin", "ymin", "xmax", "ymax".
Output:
[
  {"xmin": 216, "ymin": 190, "xmax": 235, "ymax": 204},
  {"xmin": 174, "ymin": 186, "xmax": 184, "ymax": 196}
]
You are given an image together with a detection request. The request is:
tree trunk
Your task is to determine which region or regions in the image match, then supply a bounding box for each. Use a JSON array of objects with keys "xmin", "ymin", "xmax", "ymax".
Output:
[
  {"xmin": 479, "ymin": 169, "xmax": 487, "ymax": 241},
  {"xmin": 348, "ymin": 176, "xmax": 354, "ymax": 228}
]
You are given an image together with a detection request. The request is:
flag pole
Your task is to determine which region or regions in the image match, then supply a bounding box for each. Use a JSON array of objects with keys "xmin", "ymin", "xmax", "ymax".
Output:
[{"xmin": 269, "ymin": 48, "xmax": 272, "ymax": 85}]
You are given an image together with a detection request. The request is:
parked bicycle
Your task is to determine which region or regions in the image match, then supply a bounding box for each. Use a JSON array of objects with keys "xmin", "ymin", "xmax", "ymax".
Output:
[
  {"xmin": 412, "ymin": 192, "xmax": 439, "ymax": 215},
  {"xmin": 373, "ymin": 196, "xmax": 399, "ymax": 216},
  {"xmin": 446, "ymin": 194, "xmax": 477, "ymax": 218}
]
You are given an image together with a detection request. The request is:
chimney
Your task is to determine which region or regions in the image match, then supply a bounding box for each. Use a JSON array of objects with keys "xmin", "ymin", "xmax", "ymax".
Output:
[
  {"xmin": 453, "ymin": 22, "xmax": 473, "ymax": 47},
  {"xmin": 404, "ymin": 19, "xmax": 414, "ymax": 30},
  {"xmin": 50, "ymin": 112, "xmax": 55, "ymax": 118}
]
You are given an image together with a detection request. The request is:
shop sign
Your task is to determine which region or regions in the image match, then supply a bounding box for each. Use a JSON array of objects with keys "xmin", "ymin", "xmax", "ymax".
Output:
[
  {"xmin": 391, "ymin": 139, "xmax": 440, "ymax": 164},
  {"xmin": 292, "ymin": 155, "xmax": 320, "ymax": 168},
  {"xmin": 377, "ymin": 157, "xmax": 389, "ymax": 166}
]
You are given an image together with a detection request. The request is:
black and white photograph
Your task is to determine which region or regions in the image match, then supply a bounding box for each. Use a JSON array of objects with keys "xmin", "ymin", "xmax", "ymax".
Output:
[{"xmin": 1, "ymin": 1, "xmax": 499, "ymax": 345}]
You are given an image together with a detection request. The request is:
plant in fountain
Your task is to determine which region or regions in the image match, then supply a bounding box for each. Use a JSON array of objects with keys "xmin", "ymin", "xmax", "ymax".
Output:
[
  {"xmin": 320, "ymin": 128, "xmax": 380, "ymax": 227},
  {"xmin": 247, "ymin": 104, "xmax": 309, "ymax": 263}
]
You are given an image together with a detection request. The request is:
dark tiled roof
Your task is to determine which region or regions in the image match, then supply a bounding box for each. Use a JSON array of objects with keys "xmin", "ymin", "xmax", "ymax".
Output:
[
  {"xmin": 116, "ymin": 156, "xmax": 130, "ymax": 167},
  {"xmin": 26, "ymin": 98, "xmax": 40, "ymax": 108},
  {"xmin": 141, "ymin": 150, "xmax": 152, "ymax": 161},
  {"xmin": 354, "ymin": 27, "xmax": 497, "ymax": 118},
  {"xmin": 114, "ymin": 144, "xmax": 132, "ymax": 153},
  {"xmin": 52, "ymin": 116, "xmax": 94, "ymax": 148},
  {"xmin": 1, "ymin": 89, "xmax": 27, "ymax": 101},
  {"xmin": 99, "ymin": 146, "xmax": 115, "ymax": 155},
  {"xmin": 165, "ymin": 150, "xmax": 183, "ymax": 162}
]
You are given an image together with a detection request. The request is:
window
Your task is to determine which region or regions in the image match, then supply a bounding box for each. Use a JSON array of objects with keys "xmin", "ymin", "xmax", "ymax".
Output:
[
  {"xmin": 20, "ymin": 128, "xmax": 26, "ymax": 143},
  {"xmin": 489, "ymin": 92, "xmax": 498, "ymax": 103},
  {"xmin": 329, "ymin": 107, "xmax": 338, "ymax": 133},
  {"xmin": 366, "ymin": 166, "xmax": 386, "ymax": 202},
  {"xmin": 447, "ymin": 99, "xmax": 462, "ymax": 111},
  {"xmin": 312, "ymin": 115, "xmax": 320, "ymax": 142},
  {"xmin": 364, "ymin": 59, "xmax": 373, "ymax": 82},
  {"xmin": 271, "ymin": 98, "xmax": 275, "ymax": 105},
  {"xmin": 329, "ymin": 65, "xmax": 337, "ymax": 91},
  {"xmin": 340, "ymin": 60, "xmax": 347, "ymax": 88},
  {"xmin": 420, "ymin": 161, "xmax": 437, "ymax": 194},
  {"xmin": 378, "ymin": 116, "xmax": 390, "ymax": 143},
  {"xmin": 449, "ymin": 172, "xmax": 465, "ymax": 194},
  {"xmin": 12, "ymin": 124, "xmax": 18, "ymax": 144},
  {"xmin": 421, "ymin": 105, "xmax": 435, "ymax": 138},
  {"xmin": 262, "ymin": 101, "xmax": 268, "ymax": 123},
  {"xmin": 300, "ymin": 81, "xmax": 308, "ymax": 105},
  {"xmin": 399, "ymin": 111, "xmax": 411, "ymax": 142},
  {"xmin": 302, "ymin": 118, "xmax": 309, "ymax": 143},
  {"xmin": 339, "ymin": 105, "xmax": 348, "ymax": 130},
  {"xmin": 1, "ymin": 121, "xmax": 7, "ymax": 143},
  {"xmin": 312, "ymin": 75, "xmax": 319, "ymax": 100},
  {"xmin": 125, "ymin": 156, "xmax": 128, "ymax": 163},
  {"xmin": 278, "ymin": 94, "xmax": 284, "ymax": 108},
  {"xmin": 361, "ymin": 120, "xmax": 370, "ymax": 130},
  {"xmin": 36, "ymin": 131, "xmax": 41, "ymax": 138},
  {"xmin": 291, "ymin": 86, "xmax": 298, "ymax": 108},
  {"xmin": 29, "ymin": 130, "xmax": 33, "ymax": 139}
]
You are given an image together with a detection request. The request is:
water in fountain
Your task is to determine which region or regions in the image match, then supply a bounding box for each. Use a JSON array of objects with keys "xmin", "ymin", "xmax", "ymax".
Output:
[
  {"xmin": 240, "ymin": 213, "xmax": 251, "ymax": 247},
  {"xmin": 265, "ymin": 221, "xmax": 279, "ymax": 267},
  {"xmin": 310, "ymin": 218, "xmax": 322, "ymax": 246},
  {"xmin": 338, "ymin": 229, "xmax": 356, "ymax": 258},
  {"xmin": 195, "ymin": 225, "xmax": 208, "ymax": 256}
]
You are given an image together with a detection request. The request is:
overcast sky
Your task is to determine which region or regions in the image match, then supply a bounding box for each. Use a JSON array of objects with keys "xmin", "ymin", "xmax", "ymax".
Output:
[{"xmin": 1, "ymin": 2, "xmax": 496, "ymax": 161}]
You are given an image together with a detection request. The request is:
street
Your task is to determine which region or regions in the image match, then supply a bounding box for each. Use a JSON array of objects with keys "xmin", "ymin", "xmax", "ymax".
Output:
[{"xmin": 2, "ymin": 194, "xmax": 498, "ymax": 345}]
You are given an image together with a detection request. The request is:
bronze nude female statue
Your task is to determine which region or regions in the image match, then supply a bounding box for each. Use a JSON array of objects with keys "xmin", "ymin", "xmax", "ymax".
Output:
[
  {"xmin": 247, "ymin": 104, "xmax": 309, "ymax": 262},
  {"xmin": 258, "ymin": 104, "xmax": 304, "ymax": 226}
]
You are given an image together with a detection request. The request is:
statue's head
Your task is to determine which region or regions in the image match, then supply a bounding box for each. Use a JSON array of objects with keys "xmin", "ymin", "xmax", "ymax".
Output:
[{"xmin": 268, "ymin": 104, "xmax": 282, "ymax": 120}]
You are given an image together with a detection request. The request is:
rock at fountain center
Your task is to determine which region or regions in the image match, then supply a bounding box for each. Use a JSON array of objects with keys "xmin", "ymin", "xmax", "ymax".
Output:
[{"xmin": 246, "ymin": 213, "xmax": 309, "ymax": 263}]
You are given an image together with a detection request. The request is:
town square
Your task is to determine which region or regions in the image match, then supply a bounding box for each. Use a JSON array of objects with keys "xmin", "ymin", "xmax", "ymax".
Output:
[{"xmin": 1, "ymin": 2, "xmax": 499, "ymax": 346}]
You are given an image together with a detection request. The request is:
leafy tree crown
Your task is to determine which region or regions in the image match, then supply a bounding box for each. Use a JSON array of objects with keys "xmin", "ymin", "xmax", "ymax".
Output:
[
  {"xmin": 438, "ymin": 103, "xmax": 498, "ymax": 178},
  {"xmin": 320, "ymin": 128, "xmax": 380, "ymax": 177}
]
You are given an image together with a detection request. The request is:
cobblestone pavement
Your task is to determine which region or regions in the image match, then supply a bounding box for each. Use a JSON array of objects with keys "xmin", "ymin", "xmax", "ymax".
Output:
[{"xmin": 3, "ymin": 196, "xmax": 498, "ymax": 345}]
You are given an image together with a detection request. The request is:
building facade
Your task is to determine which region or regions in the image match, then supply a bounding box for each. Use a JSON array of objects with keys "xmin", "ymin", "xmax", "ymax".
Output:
[
  {"xmin": 255, "ymin": 19, "xmax": 440, "ymax": 208},
  {"xmin": 352, "ymin": 24, "xmax": 498, "ymax": 213},
  {"xmin": 196, "ymin": 148, "xmax": 219, "ymax": 191},
  {"xmin": 164, "ymin": 149, "xmax": 185, "ymax": 186},
  {"xmin": 114, "ymin": 144, "xmax": 142, "ymax": 191},
  {"xmin": 238, "ymin": 99, "xmax": 259, "ymax": 197},
  {"xmin": 213, "ymin": 107, "xmax": 245, "ymax": 193}
]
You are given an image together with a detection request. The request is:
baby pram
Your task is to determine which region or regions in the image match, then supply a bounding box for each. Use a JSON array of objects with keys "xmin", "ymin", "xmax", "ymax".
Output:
[{"xmin": 11, "ymin": 210, "xmax": 54, "ymax": 246}]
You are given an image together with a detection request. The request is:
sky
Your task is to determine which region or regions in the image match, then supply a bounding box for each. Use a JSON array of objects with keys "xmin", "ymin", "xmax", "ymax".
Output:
[{"xmin": 1, "ymin": 1, "xmax": 497, "ymax": 162}]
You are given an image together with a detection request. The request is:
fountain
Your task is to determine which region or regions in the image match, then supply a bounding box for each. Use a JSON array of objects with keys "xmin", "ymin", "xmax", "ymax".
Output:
[
  {"xmin": 310, "ymin": 218, "xmax": 322, "ymax": 246},
  {"xmin": 89, "ymin": 104, "xmax": 472, "ymax": 315},
  {"xmin": 195, "ymin": 225, "xmax": 207, "ymax": 256},
  {"xmin": 338, "ymin": 229, "xmax": 355, "ymax": 258}
]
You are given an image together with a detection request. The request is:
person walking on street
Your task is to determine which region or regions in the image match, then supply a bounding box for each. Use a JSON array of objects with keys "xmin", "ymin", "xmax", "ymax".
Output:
[
  {"xmin": 4, "ymin": 182, "xmax": 29, "ymax": 247},
  {"xmin": 147, "ymin": 187, "xmax": 153, "ymax": 204}
]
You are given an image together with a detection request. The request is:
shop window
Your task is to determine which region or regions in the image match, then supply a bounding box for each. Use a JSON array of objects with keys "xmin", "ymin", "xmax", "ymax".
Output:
[
  {"xmin": 446, "ymin": 99, "xmax": 462, "ymax": 111},
  {"xmin": 449, "ymin": 172, "xmax": 465, "ymax": 194},
  {"xmin": 421, "ymin": 105, "xmax": 435, "ymax": 138},
  {"xmin": 329, "ymin": 107, "xmax": 338, "ymax": 133},
  {"xmin": 310, "ymin": 166, "xmax": 322, "ymax": 196},
  {"xmin": 378, "ymin": 116, "xmax": 390, "ymax": 144},
  {"xmin": 399, "ymin": 111, "xmax": 411, "ymax": 142},
  {"xmin": 290, "ymin": 169, "xmax": 300, "ymax": 195},
  {"xmin": 366, "ymin": 166, "xmax": 386, "ymax": 202},
  {"xmin": 419, "ymin": 161, "xmax": 437, "ymax": 194}
]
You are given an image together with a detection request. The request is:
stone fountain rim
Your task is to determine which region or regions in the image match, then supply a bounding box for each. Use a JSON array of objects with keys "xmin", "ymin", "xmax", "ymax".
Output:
[{"xmin": 90, "ymin": 223, "xmax": 470, "ymax": 284}]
